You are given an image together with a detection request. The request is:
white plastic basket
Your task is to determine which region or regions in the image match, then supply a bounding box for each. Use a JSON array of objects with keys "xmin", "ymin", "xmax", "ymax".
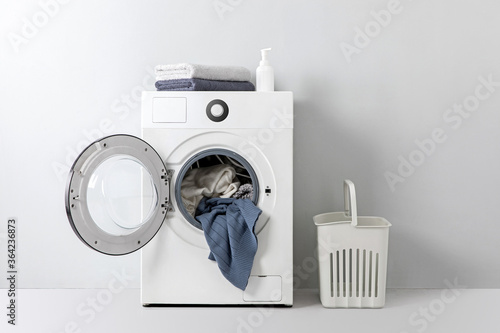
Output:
[{"xmin": 313, "ymin": 180, "xmax": 391, "ymax": 308}]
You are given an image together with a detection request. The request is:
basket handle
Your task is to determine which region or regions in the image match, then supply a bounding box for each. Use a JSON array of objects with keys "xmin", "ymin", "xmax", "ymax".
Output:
[{"xmin": 344, "ymin": 179, "xmax": 358, "ymax": 227}]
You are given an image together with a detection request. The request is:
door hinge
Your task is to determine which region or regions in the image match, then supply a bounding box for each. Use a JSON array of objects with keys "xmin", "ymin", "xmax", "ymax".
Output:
[{"xmin": 164, "ymin": 169, "xmax": 175, "ymax": 212}]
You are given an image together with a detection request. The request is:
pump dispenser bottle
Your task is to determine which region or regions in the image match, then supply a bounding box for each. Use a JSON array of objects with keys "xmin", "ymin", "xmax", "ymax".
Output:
[{"xmin": 256, "ymin": 48, "xmax": 274, "ymax": 91}]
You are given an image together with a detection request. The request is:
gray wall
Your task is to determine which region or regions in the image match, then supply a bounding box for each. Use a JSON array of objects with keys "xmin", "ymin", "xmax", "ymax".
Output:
[{"xmin": 1, "ymin": 0, "xmax": 499, "ymax": 289}]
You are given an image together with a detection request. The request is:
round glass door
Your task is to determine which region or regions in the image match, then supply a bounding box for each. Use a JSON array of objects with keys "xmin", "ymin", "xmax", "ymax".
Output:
[{"xmin": 65, "ymin": 135, "xmax": 169, "ymax": 255}]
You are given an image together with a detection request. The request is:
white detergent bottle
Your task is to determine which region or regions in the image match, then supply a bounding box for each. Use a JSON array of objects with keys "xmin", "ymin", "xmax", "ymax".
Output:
[{"xmin": 256, "ymin": 48, "xmax": 274, "ymax": 91}]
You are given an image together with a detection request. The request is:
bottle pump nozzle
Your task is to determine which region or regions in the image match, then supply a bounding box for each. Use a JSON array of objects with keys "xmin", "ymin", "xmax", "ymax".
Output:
[{"xmin": 260, "ymin": 48, "xmax": 271, "ymax": 65}]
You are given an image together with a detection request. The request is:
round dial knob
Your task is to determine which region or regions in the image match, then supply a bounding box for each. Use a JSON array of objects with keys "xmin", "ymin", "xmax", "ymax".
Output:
[{"xmin": 206, "ymin": 99, "xmax": 229, "ymax": 122}]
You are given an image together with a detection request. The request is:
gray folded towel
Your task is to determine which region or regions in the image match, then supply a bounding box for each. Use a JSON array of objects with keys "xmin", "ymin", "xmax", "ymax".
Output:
[
  {"xmin": 155, "ymin": 63, "xmax": 251, "ymax": 82},
  {"xmin": 155, "ymin": 79, "xmax": 255, "ymax": 91}
]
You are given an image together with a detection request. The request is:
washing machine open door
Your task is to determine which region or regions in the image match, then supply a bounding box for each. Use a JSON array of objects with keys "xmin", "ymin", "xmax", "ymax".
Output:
[{"xmin": 65, "ymin": 134, "xmax": 170, "ymax": 256}]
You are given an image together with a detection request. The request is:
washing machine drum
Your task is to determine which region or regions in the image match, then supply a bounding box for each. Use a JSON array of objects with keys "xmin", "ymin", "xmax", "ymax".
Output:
[{"xmin": 65, "ymin": 134, "xmax": 169, "ymax": 255}]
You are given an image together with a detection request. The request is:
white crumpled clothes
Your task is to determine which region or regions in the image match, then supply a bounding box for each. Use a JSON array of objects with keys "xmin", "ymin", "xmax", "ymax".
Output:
[{"xmin": 181, "ymin": 164, "xmax": 240, "ymax": 216}]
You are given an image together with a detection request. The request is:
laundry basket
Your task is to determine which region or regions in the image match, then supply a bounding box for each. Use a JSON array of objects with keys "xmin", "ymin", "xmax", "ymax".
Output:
[{"xmin": 313, "ymin": 180, "xmax": 391, "ymax": 308}]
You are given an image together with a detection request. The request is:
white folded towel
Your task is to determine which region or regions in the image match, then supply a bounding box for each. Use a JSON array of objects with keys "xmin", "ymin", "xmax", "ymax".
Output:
[
  {"xmin": 181, "ymin": 164, "xmax": 241, "ymax": 217},
  {"xmin": 155, "ymin": 63, "xmax": 251, "ymax": 82}
]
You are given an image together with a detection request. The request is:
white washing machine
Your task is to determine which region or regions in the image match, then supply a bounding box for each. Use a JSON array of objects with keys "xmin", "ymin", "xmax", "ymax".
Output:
[{"xmin": 65, "ymin": 91, "xmax": 293, "ymax": 306}]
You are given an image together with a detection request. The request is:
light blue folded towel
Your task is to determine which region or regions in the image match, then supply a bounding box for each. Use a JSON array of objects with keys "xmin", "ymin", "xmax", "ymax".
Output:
[
  {"xmin": 155, "ymin": 63, "xmax": 251, "ymax": 82},
  {"xmin": 195, "ymin": 197, "xmax": 262, "ymax": 290}
]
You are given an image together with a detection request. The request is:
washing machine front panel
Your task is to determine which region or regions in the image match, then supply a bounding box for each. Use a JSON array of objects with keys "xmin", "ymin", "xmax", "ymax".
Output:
[
  {"xmin": 139, "ymin": 91, "xmax": 294, "ymax": 305},
  {"xmin": 66, "ymin": 134, "xmax": 170, "ymax": 255}
]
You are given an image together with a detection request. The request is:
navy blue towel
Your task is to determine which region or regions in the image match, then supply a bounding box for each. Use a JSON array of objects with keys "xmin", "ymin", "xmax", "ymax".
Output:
[
  {"xmin": 195, "ymin": 197, "xmax": 262, "ymax": 290},
  {"xmin": 155, "ymin": 78, "xmax": 255, "ymax": 91}
]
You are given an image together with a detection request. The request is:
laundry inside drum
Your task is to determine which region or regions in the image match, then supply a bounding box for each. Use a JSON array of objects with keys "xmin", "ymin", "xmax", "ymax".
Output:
[{"xmin": 176, "ymin": 150, "xmax": 259, "ymax": 229}]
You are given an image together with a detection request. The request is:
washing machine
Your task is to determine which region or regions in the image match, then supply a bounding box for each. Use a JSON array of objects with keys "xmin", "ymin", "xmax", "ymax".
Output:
[{"xmin": 65, "ymin": 91, "xmax": 293, "ymax": 306}]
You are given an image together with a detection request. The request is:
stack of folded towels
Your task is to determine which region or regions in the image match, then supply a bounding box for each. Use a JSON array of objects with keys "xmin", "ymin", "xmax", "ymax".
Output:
[{"xmin": 155, "ymin": 63, "xmax": 255, "ymax": 91}]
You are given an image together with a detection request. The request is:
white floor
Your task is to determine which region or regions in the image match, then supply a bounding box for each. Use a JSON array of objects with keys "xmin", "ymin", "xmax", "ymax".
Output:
[{"xmin": 1, "ymin": 289, "xmax": 499, "ymax": 332}]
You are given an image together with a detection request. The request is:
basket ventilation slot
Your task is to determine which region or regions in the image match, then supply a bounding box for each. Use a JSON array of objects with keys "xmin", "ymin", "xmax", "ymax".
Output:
[{"xmin": 329, "ymin": 249, "xmax": 379, "ymax": 298}]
